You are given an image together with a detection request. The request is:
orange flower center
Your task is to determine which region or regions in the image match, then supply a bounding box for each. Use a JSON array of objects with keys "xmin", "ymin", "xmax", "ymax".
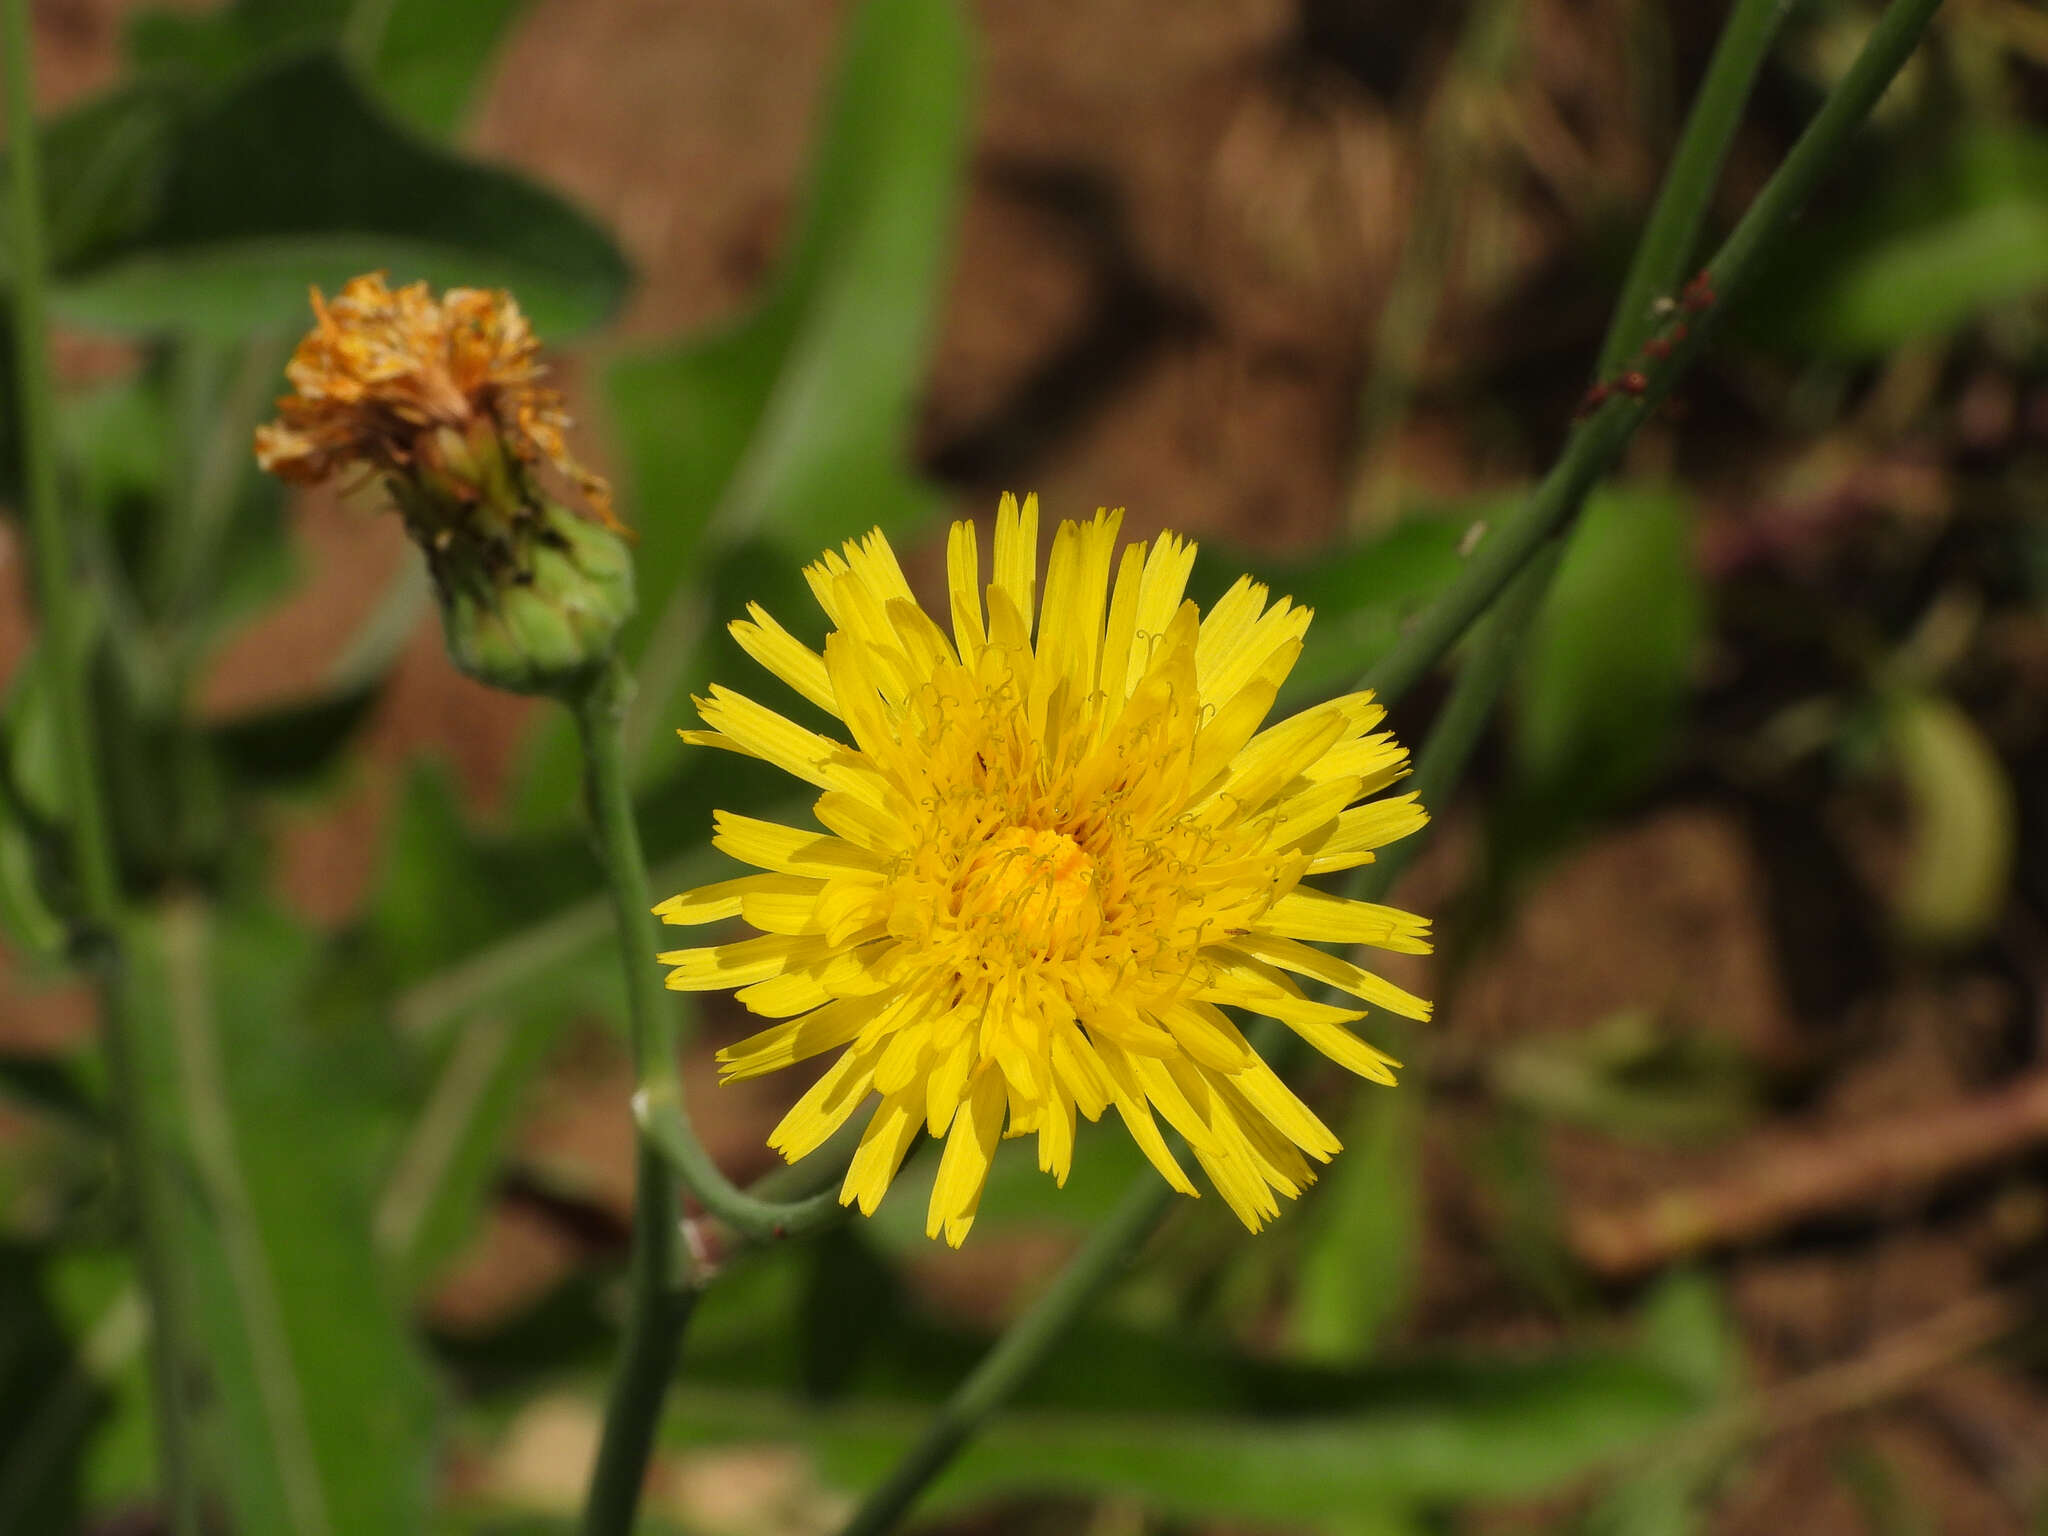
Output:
[{"xmin": 956, "ymin": 825, "xmax": 1102, "ymax": 958}]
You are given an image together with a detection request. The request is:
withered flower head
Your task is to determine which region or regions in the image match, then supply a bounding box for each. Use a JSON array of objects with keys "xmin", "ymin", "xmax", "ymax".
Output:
[{"xmin": 255, "ymin": 273, "xmax": 634, "ymax": 695}]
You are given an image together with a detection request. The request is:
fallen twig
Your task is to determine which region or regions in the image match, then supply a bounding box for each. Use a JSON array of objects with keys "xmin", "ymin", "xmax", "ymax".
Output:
[{"xmin": 1568, "ymin": 1071, "xmax": 2048, "ymax": 1279}]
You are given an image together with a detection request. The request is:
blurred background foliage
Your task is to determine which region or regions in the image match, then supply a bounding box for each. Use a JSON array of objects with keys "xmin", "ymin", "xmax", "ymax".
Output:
[{"xmin": 0, "ymin": 0, "xmax": 2044, "ymax": 1532}]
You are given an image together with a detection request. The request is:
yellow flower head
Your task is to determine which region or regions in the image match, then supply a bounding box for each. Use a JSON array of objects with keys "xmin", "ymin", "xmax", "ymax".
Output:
[
  {"xmin": 660, "ymin": 494, "xmax": 1432, "ymax": 1246},
  {"xmin": 253, "ymin": 271, "xmax": 615, "ymax": 529}
]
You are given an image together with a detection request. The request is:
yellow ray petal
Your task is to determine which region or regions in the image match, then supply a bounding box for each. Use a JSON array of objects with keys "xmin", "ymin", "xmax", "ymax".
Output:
[
  {"xmin": 841, "ymin": 1087, "xmax": 924, "ymax": 1215},
  {"xmin": 1255, "ymin": 889, "xmax": 1434, "ymax": 952},
  {"xmin": 1122, "ymin": 533, "xmax": 1198, "ymax": 695},
  {"xmin": 925, "ymin": 1026, "xmax": 976, "ymax": 1136},
  {"xmin": 1296, "ymin": 793, "xmax": 1429, "ymax": 872},
  {"xmin": 739, "ymin": 880, "xmax": 835, "ymax": 935},
  {"xmin": 730, "ymin": 603, "xmax": 836, "ymax": 714},
  {"xmin": 1037, "ymin": 1082, "xmax": 1077, "ymax": 1186},
  {"xmin": 947, "ymin": 518, "xmax": 986, "ymax": 664},
  {"xmin": 660, "ymin": 932, "xmax": 842, "ymax": 991},
  {"xmin": 1157, "ymin": 1000, "xmax": 1257, "ymax": 1074},
  {"xmin": 1227, "ymin": 1050, "xmax": 1340, "ymax": 1159},
  {"xmin": 1091, "ymin": 1036, "xmax": 1199, "ymax": 1196},
  {"xmin": 991, "ymin": 491, "xmax": 1040, "ymax": 642},
  {"xmin": 688, "ymin": 686, "xmax": 884, "ymax": 804},
  {"xmin": 710, "ymin": 810, "xmax": 884, "ymax": 879},
  {"xmin": 767, "ymin": 1041, "xmax": 883, "ymax": 1161},
  {"xmin": 654, "ymin": 872, "xmax": 821, "ymax": 927},
  {"xmin": 717, "ymin": 992, "xmax": 891, "ymax": 1081},
  {"xmin": 1224, "ymin": 932, "xmax": 1433, "ymax": 1021},
  {"xmin": 928, "ymin": 1065, "xmax": 1007, "ymax": 1246},
  {"xmin": 822, "ymin": 631, "xmax": 907, "ymax": 768},
  {"xmin": 1096, "ymin": 540, "xmax": 1148, "ymax": 722},
  {"xmin": 1034, "ymin": 510, "xmax": 1121, "ymax": 715}
]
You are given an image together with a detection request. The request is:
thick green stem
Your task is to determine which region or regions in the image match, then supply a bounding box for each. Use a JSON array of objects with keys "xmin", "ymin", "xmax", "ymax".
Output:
[
  {"xmin": 573, "ymin": 659, "xmax": 849, "ymax": 1530},
  {"xmin": 830, "ymin": 1, "xmax": 1945, "ymax": 1529},
  {"xmin": 1, "ymin": 5, "xmax": 201, "ymax": 1530},
  {"xmin": 580, "ymin": 1135, "xmax": 697, "ymax": 1536},
  {"xmin": 573, "ymin": 665, "xmax": 692, "ymax": 1536}
]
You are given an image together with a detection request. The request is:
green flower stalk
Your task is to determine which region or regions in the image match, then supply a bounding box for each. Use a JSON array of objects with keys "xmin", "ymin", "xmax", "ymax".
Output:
[{"xmin": 256, "ymin": 272, "xmax": 634, "ymax": 693}]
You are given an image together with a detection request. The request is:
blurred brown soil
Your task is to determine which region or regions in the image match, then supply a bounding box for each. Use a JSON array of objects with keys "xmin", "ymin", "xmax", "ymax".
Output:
[{"xmin": 6, "ymin": 3, "xmax": 2047, "ymax": 1534}]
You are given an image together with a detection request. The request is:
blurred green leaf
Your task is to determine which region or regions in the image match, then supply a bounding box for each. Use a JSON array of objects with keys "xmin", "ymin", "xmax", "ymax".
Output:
[
  {"xmin": 0, "ymin": 1054, "xmax": 99, "ymax": 1131},
  {"xmin": 670, "ymin": 1345, "xmax": 1702, "ymax": 1524},
  {"xmin": 683, "ymin": 1271, "xmax": 1724, "ymax": 1530},
  {"xmin": 364, "ymin": 0, "xmax": 533, "ymax": 137},
  {"xmin": 1633, "ymin": 1271, "xmax": 1741, "ymax": 1403},
  {"xmin": 0, "ymin": 1246, "xmax": 97, "ymax": 1536},
  {"xmin": 0, "ymin": 827, "xmax": 65, "ymax": 965},
  {"xmin": 53, "ymin": 51, "xmax": 629, "ymax": 341},
  {"xmin": 377, "ymin": 1010, "xmax": 562, "ymax": 1289},
  {"xmin": 5, "ymin": 649, "xmax": 68, "ymax": 829},
  {"xmin": 1492, "ymin": 1009, "xmax": 1761, "ymax": 1145},
  {"xmin": 1834, "ymin": 1442, "xmax": 1935, "ymax": 1536},
  {"xmin": 1883, "ymin": 690, "xmax": 2015, "ymax": 949},
  {"xmin": 132, "ymin": 902, "xmax": 435, "ymax": 1535},
  {"xmin": 42, "ymin": 1256, "xmax": 151, "ymax": 1519},
  {"xmin": 0, "ymin": 83, "xmax": 180, "ymax": 291},
  {"xmin": 366, "ymin": 764, "xmax": 613, "ymax": 996},
  {"xmin": 1515, "ymin": 483, "xmax": 1703, "ymax": 820},
  {"xmin": 128, "ymin": 0, "xmax": 353, "ymax": 81},
  {"xmin": 1290, "ymin": 1037, "xmax": 1423, "ymax": 1360},
  {"xmin": 515, "ymin": 0, "xmax": 972, "ymax": 819},
  {"xmin": 1576, "ymin": 1274, "xmax": 1741, "ymax": 1536},
  {"xmin": 0, "ymin": 649, "xmax": 69, "ymax": 961},
  {"xmin": 207, "ymin": 680, "xmax": 385, "ymax": 793},
  {"xmin": 130, "ymin": 0, "xmax": 530, "ymax": 137},
  {"xmin": 1745, "ymin": 131, "xmax": 2048, "ymax": 357}
]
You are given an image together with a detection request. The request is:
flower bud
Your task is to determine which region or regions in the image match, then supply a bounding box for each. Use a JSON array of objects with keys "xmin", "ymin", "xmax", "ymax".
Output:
[{"xmin": 255, "ymin": 272, "xmax": 634, "ymax": 694}]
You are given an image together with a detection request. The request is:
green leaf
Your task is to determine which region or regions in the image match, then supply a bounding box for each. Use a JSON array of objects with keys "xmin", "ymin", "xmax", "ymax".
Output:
[
  {"xmin": 42, "ymin": 1255, "xmax": 152, "ymax": 1519},
  {"xmin": 514, "ymin": 0, "xmax": 972, "ymax": 820},
  {"xmin": 0, "ymin": 651, "xmax": 75, "ymax": 962},
  {"xmin": 127, "ymin": 0, "xmax": 353, "ymax": 82},
  {"xmin": 53, "ymin": 51, "xmax": 629, "ymax": 341},
  {"xmin": 662, "ymin": 1237, "xmax": 1714, "ymax": 1528},
  {"xmin": 1883, "ymin": 690, "xmax": 2015, "ymax": 949},
  {"xmin": 0, "ymin": 83, "xmax": 181, "ymax": 289},
  {"xmin": 130, "ymin": 0, "xmax": 532, "ymax": 137},
  {"xmin": 0, "ymin": 1052, "xmax": 100, "ymax": 1130},
  {"xmin": 366, "ymin": 764, "xmax": 602, "ymax": 987},
  {"xmin": 365, "ymin": 0, "xmax": 534, "ymax": 137},
  {"xmin": 133, "ymin": 901, "xmax": 435, "ymax": 1535},
  {"xmin": 1576, "ymin": 1275, "xmax": 1741, "ymax": 1536},
  {"xmin": 1491, "ymin": 1009, "xmax": 1761, "ymax": 1145},
  {"xmin": 377, "ymin": 1009, "xmax": 563, "ymax": 1289},
  {"xmin": 1290, "ymin": 1033, "xmax": 1423, "ymax": 1359},
  {"xmin": 1515, "ymin": 483, "xmax": 1703, "ymax": 818},
  {"xmin": 1744, "ymin": 130, "xmax": 2048, "ymax": 356},
  {"xmin": 669, "ymin": 1346, "xmax": 1702, "ymax": 1524},
  {"xmin": 0, "ymin": 1246, "xmax": 98, "ymax": 1536},
  {"xmin": 207, "ymin": 679, "xmax": 385, "ymax": 793}
]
